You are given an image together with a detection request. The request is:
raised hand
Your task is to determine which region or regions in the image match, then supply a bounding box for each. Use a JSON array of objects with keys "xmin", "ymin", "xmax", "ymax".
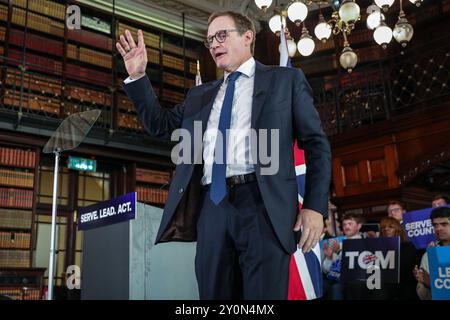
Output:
[{"xmin": 116, "ymin": 29, "xmax": 148, "ymax": 79}]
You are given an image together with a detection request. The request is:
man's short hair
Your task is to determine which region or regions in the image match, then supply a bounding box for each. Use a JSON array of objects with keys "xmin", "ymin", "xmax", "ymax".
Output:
[
  {"xmin": 430, "ymin": 206, "xmax": 450, "ymax": 221},
  {"xmin": 207, "ymin": 11, "xmax": 256, "ymax": 55},
  {"xmin": 342, "ymin": 212, "xmax": 365, "ymax": 224},
  {"xmin": 433, "ymin": 194, "xmax": 450, "ymax": 204},
  {"xmin": 387, "ymin": 200, "xmax": 406, "ymax": 211}
]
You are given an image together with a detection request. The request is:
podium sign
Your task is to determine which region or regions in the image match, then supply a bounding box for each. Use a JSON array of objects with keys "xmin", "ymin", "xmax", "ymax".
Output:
[{"xmin": 78, "ymin": 192, "xmax": 136, "ymax": 231}]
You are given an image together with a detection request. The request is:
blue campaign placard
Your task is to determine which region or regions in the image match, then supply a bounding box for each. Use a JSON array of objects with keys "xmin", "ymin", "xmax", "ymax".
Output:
[
  {"xmin": 341, "ymin": 237, "xmax": 400, "ymax": 284},
  {"xmin": 428, "ymin": 246, "xmax": 450, "ymax": 300},
  {"xmin": 77, "ymin": 192, "xmax": 136, "ymax": 231},
  {"xmin": 402, "ymin": 208, "xmax": 437, "ymax": 249}
]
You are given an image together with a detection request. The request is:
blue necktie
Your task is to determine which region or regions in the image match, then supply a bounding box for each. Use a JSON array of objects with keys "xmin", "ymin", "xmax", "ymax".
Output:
[{"xmin": 210, "ymin": 71, "xmax": 241, "ymax": 205}]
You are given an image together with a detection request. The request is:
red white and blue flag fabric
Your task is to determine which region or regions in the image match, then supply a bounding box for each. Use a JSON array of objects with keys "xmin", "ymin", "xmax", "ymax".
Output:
[{"xmin": 279, "ymin": 27, "xmax": 323, "ymax": 300}]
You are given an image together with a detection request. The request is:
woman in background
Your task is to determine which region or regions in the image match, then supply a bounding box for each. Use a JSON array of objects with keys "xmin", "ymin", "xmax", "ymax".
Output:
[{"xmin": 379, "ymin": 217, "xmax": 418, "ymax": 300}]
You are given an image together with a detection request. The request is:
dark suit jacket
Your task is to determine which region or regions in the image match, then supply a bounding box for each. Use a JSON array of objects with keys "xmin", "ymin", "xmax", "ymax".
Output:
[{"xmin": 124, "ymin": 60, "xmax": 331, "ymax": 253}]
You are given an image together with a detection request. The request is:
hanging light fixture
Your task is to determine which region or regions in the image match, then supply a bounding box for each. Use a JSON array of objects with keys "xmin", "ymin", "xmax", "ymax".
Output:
[
  {"xmin": 338, "ymin": 0, "xmax": 360, "ymax": 24},
  {"xmin": 366, "ymin": 4, "xmax": 384, "ymax": 30},
  {"xmin": 393, "ymin": 0, "xmax": 414, "ymax": 47},
  {"xmin": 279, "ymin": 36, "xmax": 298, "ymax": 57},
  {"xmin": 255, "ymin": 0, "xmax": 273, "ymax": 11},
  {"xmin": 314, "ymin": 13, "xmax": 332, "ymax": 42},
  {"xmin": 374, "ymin": 0, "xmax": 395, "ymax": 12},
  {"xmin": 340, "ymin": 34, "xmax": 357, "ymax": 73},
  {"xmin": 269, "ymin": 14, "xmax": 286, "ymax": 35},
  {"xmin": 297, "ymin": 24, "xmax": 315, "ymax": 56},
  {"xmin": 287, "ymin": 1, "xmax": 308, "ymax": 27},
  {"xmin": 374, "ymin": 21, "xmax": 393, "ymax": 49},
  {"xmin": 409, "ymin": 0, "xmax": 423, "ymax": 7}
]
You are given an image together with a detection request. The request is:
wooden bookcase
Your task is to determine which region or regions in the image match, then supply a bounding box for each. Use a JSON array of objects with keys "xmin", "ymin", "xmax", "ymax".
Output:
[
  {"xmin": 0, "ymin": 0, "xmax": 203, "ymax": 132},
  {"xmin": 0, "ymin": 144, "xmax": 39, "ymax": 272},
  {"xmin": 134, "ymin": 165, "xmax": 172, "ymax": 207}
]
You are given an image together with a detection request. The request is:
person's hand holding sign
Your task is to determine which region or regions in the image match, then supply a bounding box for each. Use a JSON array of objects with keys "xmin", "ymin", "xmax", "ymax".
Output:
[{"xmin": 413, "ymin": 265, "xmax": 431, "ymax": 288}]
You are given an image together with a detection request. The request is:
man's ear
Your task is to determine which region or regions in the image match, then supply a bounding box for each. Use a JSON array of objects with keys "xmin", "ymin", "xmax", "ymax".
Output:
[{"xmin": 244, "ymin": 30, "xmax": 253, "ymax": 44}]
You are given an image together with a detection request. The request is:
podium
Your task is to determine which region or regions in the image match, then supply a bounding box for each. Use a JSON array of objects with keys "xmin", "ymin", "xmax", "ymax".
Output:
[{"xmin": 81, "ymin": 201, "xmax": 198, "ymax": 300}]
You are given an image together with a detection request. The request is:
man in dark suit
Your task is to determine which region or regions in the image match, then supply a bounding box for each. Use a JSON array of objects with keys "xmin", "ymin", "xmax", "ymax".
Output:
[{"xmin": 116, "ymin": 11, "xmax": 331, "ymax": 299}]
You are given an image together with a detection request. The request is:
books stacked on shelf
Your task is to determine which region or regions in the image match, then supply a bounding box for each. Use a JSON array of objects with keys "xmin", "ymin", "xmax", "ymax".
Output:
[
  {"xmin": 68, "ymin": 28, "xmax": 112, "ymax": 52},
  {"xmin": 0, "ymin": 250, "xmax": 29, "ymax": 267},
  {"xmin": 117, "ymin": 93, "xmax": 135, "ymax": 112},
  {"xmin": 3, "ymin": 89, "xmax": 60, "ymax": 115},
  {"xmin": 162, "ymin": 88, "xmax": 185, "ymax": 105},
  {"xmin": 5, "ymin": 71, "xmax": 62, "ymax": 97},
  {"xmin": 0, "ymin": 4, "xmax": 7, "ymax": 22},
  {"xmin": 118, "ymin": 23, "xmax": 160, "ymax": 49},
  {"xmin": 147, "ymin": 47, "xmax": 160, "ymax": 65},
  {"xmin": 65, "ymin": 63, "xmax": 111, "ymax": 86},
  {"xmin": 0, "ymin": 288, "xmax": 41, "ymax": 300},
  {"xmin": 0, "ymin": 147, "xmax": 36, "ymax": 168},
  {"xmin": 136, "ymin": 168, "xmax": 170, "ymax": 184},
  {"xmin": 163, "ymin": 72, "xmax": 195, "ymax": 89},
  {"xmin": 11, "ymin": 7, "xmax": 65, "ymax": 38},
  {"xmin": 163, "ymin": 41, "xmax": 199, "ymax": 61},
  {"xmin": 0, "ymin": 26, "xmax": 5, "ymax": 41},
  {"xmin": 65, "ymin": 85, "xmax": 112, "ymax": 107},
  {"xmin": 63, "ymin": 102, "xmax": 112, "ymax": 127},
  {"xmin": 14, "ymin": 0, "xmax": 65, "ymax": 21},
  {"xmin": 0, "ymin": 169, "xmax": 34, "ymax": 188},
  {"xmin": 136, "ymin": 186, "xmax": 169, "ymax": 204},
  {"xmin": 0, "ymin": 232, "xmax": 30, "ymax": 249},
  {"xmin": 8, "ymin": 49, "xmax": 63, "ymax": 74},
  {"xmin": 67, "ymin": 44, "xmax": 112, "ymax": 69},
  {"xmin": 9, "ymin": 28, "xmax": 64, "ymax": 56},
  {"xmin": 117, "ymin": 113, "xmax": 143, "ymax": 131},
  {"xmin": 0, "ymin": 209, "xmax": 32, "ymax": 229},
  {"xmin": 0, "ymin": 188, "xmax": 34, "ymax": 209}
]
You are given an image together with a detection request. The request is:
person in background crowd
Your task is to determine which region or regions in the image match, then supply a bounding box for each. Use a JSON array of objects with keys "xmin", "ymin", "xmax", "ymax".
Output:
[
  {"xmin": 431, "ymin": 194, "xmax": 449, "ymax": 208},
  {"xmin": 322, "ymin": 212, "xmax": 364, "ymax": 300},
  {"xmin": 379, "ymin": 217, "xmax": 418, "ymax": 300},
  {"xmin": 387, "ymin": 200, "xmax": 407, "ymax": 223},
  {"xmin": 414, "ymin": 206, "xmax": 450, "ymax": 299}
]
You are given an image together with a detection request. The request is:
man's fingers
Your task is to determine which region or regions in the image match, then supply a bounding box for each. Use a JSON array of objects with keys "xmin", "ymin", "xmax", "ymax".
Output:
[
  {"xmin": 120, "ymin": 35, "xmax": 131, "ymax": 52},
  {"xmin": 116, "ymin": 42, "xmax": 127, "ymax": 57},
  {"xmin": 125, "ymin": 30, "xmax": 137, "ymax": 49},
  {"xmin": 298, "ymin": 227, "xmax": 310, "ymax": 249},
  {"xmin": 137, "ymin": 29, "xmax": 145, "ymax": 49},
  {"xmin": 293, "ymin": 214, "xmax": 302, "ymax": 231}
]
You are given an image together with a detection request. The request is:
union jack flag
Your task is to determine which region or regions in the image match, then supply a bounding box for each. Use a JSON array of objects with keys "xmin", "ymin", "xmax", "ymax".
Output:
[{"xmin": 279, "ymin": 27, "xmax": 323, "ymax": 300}]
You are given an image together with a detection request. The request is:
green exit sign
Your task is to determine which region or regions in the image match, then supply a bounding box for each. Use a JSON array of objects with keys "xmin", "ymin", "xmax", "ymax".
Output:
[{"xmin": 68, "ymin": 157, "xmax": 96, "ymax": 172}]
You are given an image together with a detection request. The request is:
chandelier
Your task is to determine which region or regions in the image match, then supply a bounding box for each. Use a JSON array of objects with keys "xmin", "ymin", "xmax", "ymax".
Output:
[{"xmin": 254, "ymin": 0, "xmax": 419, "ymax": 72}]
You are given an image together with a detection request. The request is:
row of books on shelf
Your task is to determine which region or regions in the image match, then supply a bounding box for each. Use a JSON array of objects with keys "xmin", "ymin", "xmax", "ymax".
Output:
[
  {"xmin": 118, "ymin": 113, "xmax": 143, "ymax": 131},
  {"xmin": 163, "ymin": 88, "xmax": 186, "ymax": 104},
  {"xmin": 67, "ymin": 44, "xmax": 112, "ymax": 69},
  {"xmin": 0, "ymin": 146, "xmax": 36, "ymax": 169},
  {"xmin": 0, "ymin": 288, "xmax": 41, "ymax": 300},
  {"xmin": 0, "ymin": 209, "xmax": 32, "ymax": 229},
  {"xmin": 163, "ymin": 54, "xmax": 197, "ymax": 74},
  {"xmin": 4, "ymin": 89, "xmax": 61, "ymax": 115},
  {"xmin": 0, "ymin": 25, "xmax": 5, "ymax": 41},
  {"xmin": 0, "ymin": 188, "xmax": 34, "ymax": 209},
  {"xmin": 136, "ymin": 186, "xmax": 169, "ymax": 204},
  {"xmin": 0, "ymin": 169, "xmax": 34, "ymax": 188},
  {"xmin": 8, "ymin": 48, "xmax": 63, "ymax": 74},
  {"xmin": 5, "ymin": 70, "xmax": 62, "ymax": 97},
  {"xmin": 163, "ymin": 72, "xmax": 195, "ymax": 89},
  {"xmin": 0, "ymin": 250, "xmax": 29, "ymax": 268},
  {"xmin": 14, "ymin": 0, "xmax": 65, "ymax": 21},
  {"xmin": 0, "ymin": 4, "xmax": 6, "ymax": 22},
  {"xmin": 9, "ymin": 28, "xmax": 64, "ymax": 57},
  {"xmin": 118, "ymin": 23, "xmax": 160, "ymax": 50},
  {"xmin": 68, "ymin": 28, "xmax": 113, "ymax": 52},
  {"xmin": 65, "ymin": 85, "xmax": 112, "ymax": 107},
  {"xmin": 0, "ymin": 231, "xmax": 30, "ymax": 249},
  {"xmin": 11, "ymin": 7, "xmax": 65, "ymax": 38},
  {"xmin": 136, "ymin": 168, "xmax": 171, "ymax": 184}
]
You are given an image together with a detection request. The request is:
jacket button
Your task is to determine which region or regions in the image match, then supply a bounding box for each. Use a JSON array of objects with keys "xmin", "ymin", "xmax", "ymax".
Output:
[{"xmin": 179, "ymin": 188, "xmax": 184, "ymax": 194}]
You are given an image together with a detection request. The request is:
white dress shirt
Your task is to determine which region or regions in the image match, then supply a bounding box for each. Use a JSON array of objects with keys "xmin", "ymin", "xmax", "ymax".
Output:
[
  {"xmin": 124, "ymin": 57, "xmax": 256, "ymax": 185},
  {"xmin": 201, "ymin": 57, "xmax": 256, "ymax": 185}
]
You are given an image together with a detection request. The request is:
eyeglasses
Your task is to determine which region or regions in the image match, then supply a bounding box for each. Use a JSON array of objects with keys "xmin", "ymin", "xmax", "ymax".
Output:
[{"xmin": 204, "ymin": 29, "xmax": 239, "ymax": 49}]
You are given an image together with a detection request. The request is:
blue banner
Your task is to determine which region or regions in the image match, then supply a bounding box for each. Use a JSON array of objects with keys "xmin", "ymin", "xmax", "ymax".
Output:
[
  {"xmin": 341, "ymin": 237, "xmax": 400, "ymax": 284},
  {"xmin": 78, "ymin": 192, "xmax": 136, "ymax": 231},
  {"xmin": 402, "ymin": 208, "xmax": 437, "ymax": 249},
  {"xmin": 428, "ymin": 246, "xmax": 450, "ymax": 300}
]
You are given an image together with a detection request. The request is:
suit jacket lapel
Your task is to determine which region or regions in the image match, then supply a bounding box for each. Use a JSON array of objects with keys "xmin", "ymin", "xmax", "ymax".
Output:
[{"xmin": 251, "ymin": 61, "xmax": 272, "ymax": 129}]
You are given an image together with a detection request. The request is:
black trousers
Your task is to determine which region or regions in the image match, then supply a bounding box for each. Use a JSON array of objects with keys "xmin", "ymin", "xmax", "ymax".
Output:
[{"xmin": 195, "ymin": 180, "xmax": 290, "ymax": 300}]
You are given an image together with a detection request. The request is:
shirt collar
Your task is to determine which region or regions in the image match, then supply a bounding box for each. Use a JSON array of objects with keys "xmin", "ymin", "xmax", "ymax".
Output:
[{"xmin": 224, "ymin": 57, "xmax": 255, "ymax": 82}]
